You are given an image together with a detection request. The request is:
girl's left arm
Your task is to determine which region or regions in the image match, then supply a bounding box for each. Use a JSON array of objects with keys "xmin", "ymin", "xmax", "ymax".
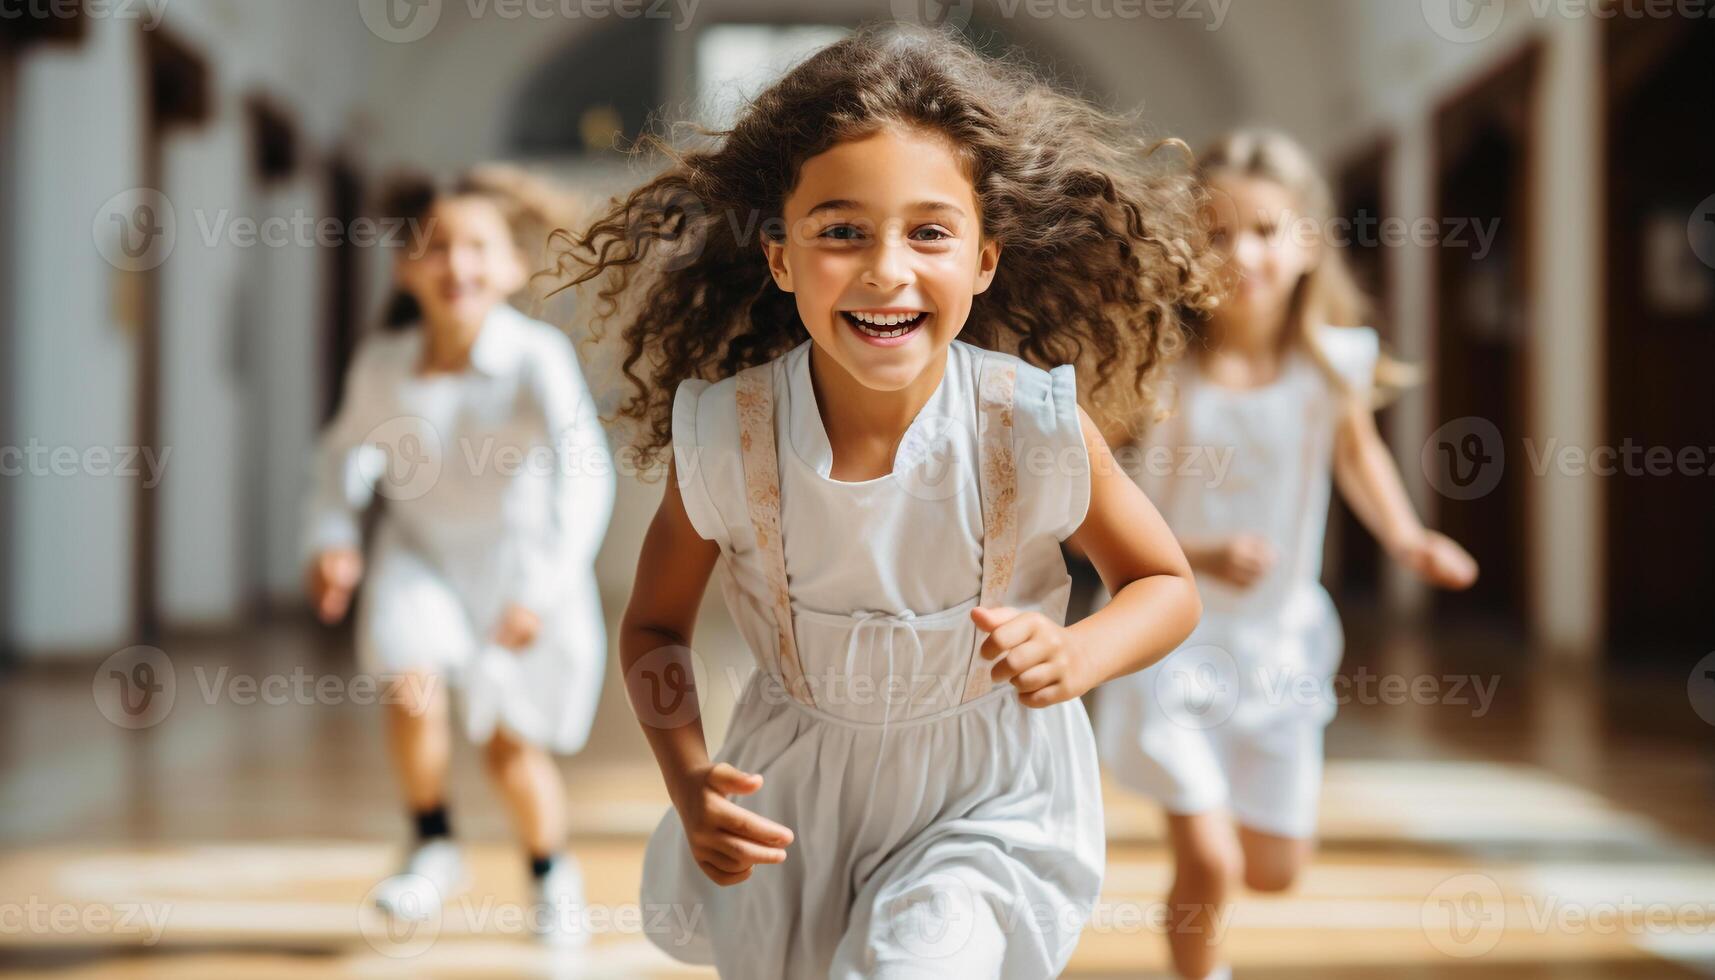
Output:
[
  {"xmin": 1331, "ymin": 399, "xmax": 1477, "ymax": 590},
  {"xmin": 976, "ymin": 407, "xmax": 1201, "ymax": 706}
]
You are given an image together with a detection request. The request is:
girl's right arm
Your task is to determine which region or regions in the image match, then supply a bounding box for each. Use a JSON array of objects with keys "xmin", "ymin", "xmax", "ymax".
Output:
[
  {"xmin": 620, "ymin": 459, "xmax": 794, "ymax": 886},
  {"xmin": 304, "ymin": 345, "xmax": 384, "ymax": 623},
  {"xmin": 1332, "ymin": 398, "xmax": 1478, "ymax": 590}
]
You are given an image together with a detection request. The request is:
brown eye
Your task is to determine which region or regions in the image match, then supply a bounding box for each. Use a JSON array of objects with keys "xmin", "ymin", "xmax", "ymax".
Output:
[
  {"xmin": 910, "ymin": 226, "xmax": 951, "ymax": 242},
  {"xmin": 819, "ymin": 224, "xmax": 863, "ymax": 241}
]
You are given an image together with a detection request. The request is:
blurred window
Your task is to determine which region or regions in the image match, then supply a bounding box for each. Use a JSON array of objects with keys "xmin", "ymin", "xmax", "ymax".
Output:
[{"xmin": 694, "ymin": 25, "xmax": 848, "ymax": 130}]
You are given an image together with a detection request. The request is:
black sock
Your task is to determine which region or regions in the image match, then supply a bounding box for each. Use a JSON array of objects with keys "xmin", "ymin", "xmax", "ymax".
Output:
[
  {"xmin": 413, "ymin": 805, "xmax": 451, "ymax": 841},
  {"xmin": 529, "ymin": 853, "xmax": 556, "ymax": 880}
]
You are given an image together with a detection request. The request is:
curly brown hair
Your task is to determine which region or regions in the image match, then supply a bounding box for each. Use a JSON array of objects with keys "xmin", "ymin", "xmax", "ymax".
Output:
[{"xmin": 551, "ymin": 22, "xmax": 1216, "ymax": 467}]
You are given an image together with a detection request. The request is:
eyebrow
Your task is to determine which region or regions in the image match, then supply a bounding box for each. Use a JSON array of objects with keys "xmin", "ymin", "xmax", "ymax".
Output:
[{"xmin": 804, "ymin": 199, "xmax": 967, "ymax": 219}]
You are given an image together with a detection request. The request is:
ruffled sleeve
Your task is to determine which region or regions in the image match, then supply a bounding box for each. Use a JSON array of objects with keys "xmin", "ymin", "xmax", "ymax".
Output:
[
  {"xmin": 1319, "ymin": 325, "xmax": 1380, "ymax": 399},
  {"xmin": 1010, "ymin": 359, "xmax": 1092, "ymax": 542},
  {"xmin": 672, "ymin": 377, "xmax": 739, "ymax": 549}
]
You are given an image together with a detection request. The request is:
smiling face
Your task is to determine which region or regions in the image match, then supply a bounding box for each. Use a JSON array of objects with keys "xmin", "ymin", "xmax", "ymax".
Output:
[
  {"xmin": 1205, "ymin": 173, "xmax": 1317, "ymax": 346},
  {"xmin": 396, "ymin": 195, "xmax": 528, "ymax": 332},
  {"xmin": 763, "ymin": 125, "xmax": 1002, "ymax": 392}
]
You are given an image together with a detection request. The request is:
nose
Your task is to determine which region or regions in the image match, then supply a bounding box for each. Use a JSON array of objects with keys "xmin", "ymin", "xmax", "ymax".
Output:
[
  {"xmin": 448, "ymin": 243, "xmax": 483, "ymax": 282},
  {"xmin": 861, "ymin": 228, "xmax": 913, "ymax": 292},
  {"xmin": 1233, "ymin": 231, "xmax": 1267, "ymax": 276}
]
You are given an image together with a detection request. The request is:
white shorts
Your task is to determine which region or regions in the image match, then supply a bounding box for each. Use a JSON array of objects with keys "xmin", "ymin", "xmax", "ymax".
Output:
[
  {"xmin": 1098, "ymin": 692, "xmax": 1324, "ymax": 839},
  {"xmin": 1095, "ymin": 639, "xmax": 1331, "ymax": 840},
  {"xmin": 353, "ymin": 523, "xmax": 606, "ymax": 755},
  {"xmin": 1095, "ymin": 591, "xmax": 1342, "ymax": 840}
]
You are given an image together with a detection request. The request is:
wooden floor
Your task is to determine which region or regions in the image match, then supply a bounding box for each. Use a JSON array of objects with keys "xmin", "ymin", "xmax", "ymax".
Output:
[{"xmin": 2, "ymin": 603, "xmax": 1713, "ymax": 978}]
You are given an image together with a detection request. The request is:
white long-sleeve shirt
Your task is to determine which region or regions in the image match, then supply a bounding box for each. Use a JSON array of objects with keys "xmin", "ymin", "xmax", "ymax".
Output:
[{"xmin": 304, "ymin": 303, "xmax": 614, "ymax": 619}]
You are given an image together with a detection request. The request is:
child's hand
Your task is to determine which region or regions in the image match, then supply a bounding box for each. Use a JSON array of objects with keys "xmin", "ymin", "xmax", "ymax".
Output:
[
  {"xmin": 1204, "ymin": 534, "xmax": 1275, "ymax": 588},
  {"xmin": 307, "ymin": 548, "xmax": 363, "ymax": 624},
  {"xmin": 1393, "ymin": 530, "xmax": 1479, "ymax": 590},
  {"xmin": 493, "ymin": 604, "xmax": 542, "ymax": 651},
  {"xmin": 671, "ymin": 762, "xmax": 793, "ymax": 887},
  {"xmin": 971, "ymin": 606, "xmax": 1091, "ymax": 708}
]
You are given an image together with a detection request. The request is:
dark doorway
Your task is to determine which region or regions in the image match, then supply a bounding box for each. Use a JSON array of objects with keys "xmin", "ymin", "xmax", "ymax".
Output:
[
  {"xmin": 1429, "ymin": 46, "xmax": 1540, "ymax": 632},
  {"xmin": 321, "ymin": 156, "xmax": 365, "ymax": 425},
  {"xmin": 1328, "ymin": 138, "xmax": 1394, "ymax": 602},
  {"xmin": 1603, "ymin": 18, "xmax": 1715, "ymax": 648}
]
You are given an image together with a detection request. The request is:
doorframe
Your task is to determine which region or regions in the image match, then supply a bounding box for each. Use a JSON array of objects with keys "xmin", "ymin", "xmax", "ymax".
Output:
[{"xmin": 0, "ymin": 45, "xmax": 17, "ymax": 669}]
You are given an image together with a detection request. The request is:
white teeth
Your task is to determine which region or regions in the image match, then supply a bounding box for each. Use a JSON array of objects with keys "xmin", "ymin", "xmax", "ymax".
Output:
[
  {"xmin": 849, "ymin": 311, "xmax": 925, "ymax": 327},
  {"xmin": 843, "ymin": 311, "xmax": 926, "ymax": 339},
  {"xmin": 861, "ymin": 324, "xmax": 908, "ymax": 338}
]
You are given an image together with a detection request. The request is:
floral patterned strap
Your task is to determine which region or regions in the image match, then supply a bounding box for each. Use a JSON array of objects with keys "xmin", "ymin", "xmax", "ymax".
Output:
[
  {"xmin": 734, "ymin": 364, "xmax": 815, "ymax": 707},
  {"xmin": 963, "ymin": 356, "xmax": 1020, "ymax": 702}
]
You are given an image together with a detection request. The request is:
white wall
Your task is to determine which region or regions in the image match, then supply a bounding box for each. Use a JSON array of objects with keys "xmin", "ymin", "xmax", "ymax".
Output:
[
  {"xmin": 156, "ymin": 121, "xmax": 248, "ymax": 625},
  {"xmin": 248, "ymin": 182, "xmax": 330, "ymax": 604},
  {"xmin": 7, "ymin": 17, "xmax": 144, "ymax": 654}
]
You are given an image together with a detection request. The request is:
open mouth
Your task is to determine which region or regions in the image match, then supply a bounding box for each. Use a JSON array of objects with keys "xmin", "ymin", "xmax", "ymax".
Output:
[{"xmin": 840, "ymin": 310, "xmax": 930, "ymax": 343}]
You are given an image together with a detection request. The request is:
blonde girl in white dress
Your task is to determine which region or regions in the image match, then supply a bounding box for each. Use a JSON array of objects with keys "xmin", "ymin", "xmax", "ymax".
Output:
[
  {"xmin": 304, "ymin": 171, "xmax": 613, "ymax": 944},
  {"xmin": 556, "ymin": 26, "xmax": 1211, "ymax": 979},
  {"xmin": 1094, "ymin": 129, "xmax": 1480, "ymax": 980}
]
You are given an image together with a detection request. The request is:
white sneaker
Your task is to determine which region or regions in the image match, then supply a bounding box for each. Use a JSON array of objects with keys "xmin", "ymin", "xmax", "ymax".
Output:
[
  {"xmin": 372, "ymin": 839, "xmax": 468, "ymax": 921},
  {"xmin": 531, "ymin": 855, "xmax": 589, "ymax": 947}
]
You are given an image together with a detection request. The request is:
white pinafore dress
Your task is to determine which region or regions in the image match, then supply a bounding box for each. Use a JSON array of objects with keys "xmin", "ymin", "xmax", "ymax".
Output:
[{"xmin": 640, "ymin": 339, "xmax": 1105, "ymax": 979}]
